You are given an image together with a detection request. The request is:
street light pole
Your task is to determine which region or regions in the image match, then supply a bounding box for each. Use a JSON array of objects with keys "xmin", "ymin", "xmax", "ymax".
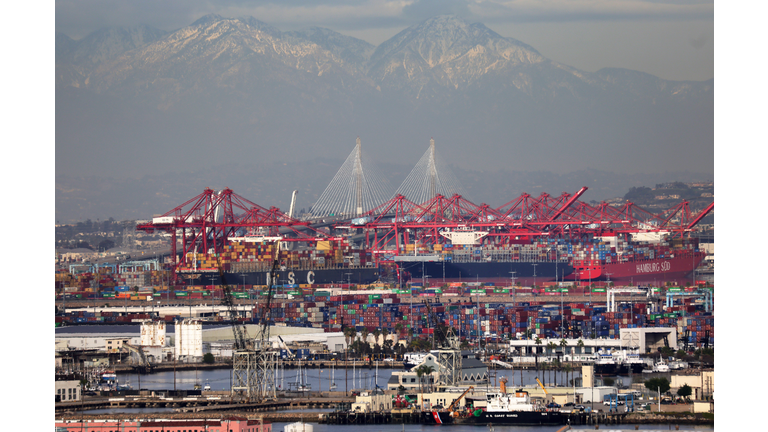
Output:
[{"xmin": 509, "ymin": 271, "xmax": 516, "ymax": 307}]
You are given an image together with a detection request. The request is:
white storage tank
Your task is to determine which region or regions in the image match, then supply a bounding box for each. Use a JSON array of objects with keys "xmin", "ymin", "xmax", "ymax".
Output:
[
  {"xmin": 140, "ymin": 320, "xmax": 166, "ymax": 347},
  {"xmin": 284, "ymin": 422, "xmax": 313, "ymax": 432},
  {"xmin": 174, "ymin": 319, "xmax": 203, "ymax": 360}
]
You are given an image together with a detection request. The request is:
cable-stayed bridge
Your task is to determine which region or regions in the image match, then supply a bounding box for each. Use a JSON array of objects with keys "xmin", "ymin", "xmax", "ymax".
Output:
[
  {"xmin": 308, "ymin": 137, "xmax": 465, "ymax": 220},
  {"xmin": 135, "ymin": 136, "xmax": 713, "ymax": 275},
  {"xmin": 308, "ymin": 137, "xmax": 393, "ymax": 219}
]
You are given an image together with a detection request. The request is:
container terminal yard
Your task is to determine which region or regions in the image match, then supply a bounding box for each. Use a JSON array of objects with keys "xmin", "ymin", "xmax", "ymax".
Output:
[{"xmin": 55, "ymin": 142, "xmax": 714, "ymax": 429}]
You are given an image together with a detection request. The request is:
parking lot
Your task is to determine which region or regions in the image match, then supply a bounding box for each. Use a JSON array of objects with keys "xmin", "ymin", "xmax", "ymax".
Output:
[{"xmin": 558, "ymin": 400, "xmax": 694, "ymax": 414}]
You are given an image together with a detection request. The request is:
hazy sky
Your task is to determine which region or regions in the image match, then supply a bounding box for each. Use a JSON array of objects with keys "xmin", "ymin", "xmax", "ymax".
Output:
[{"xmin": 56, "ymin": 0, "xmax": 714, "ymax": 81}]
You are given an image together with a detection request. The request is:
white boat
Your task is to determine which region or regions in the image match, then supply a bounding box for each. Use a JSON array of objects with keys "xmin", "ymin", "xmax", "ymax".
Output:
[
  {"xmin": 616, "ymin": 349, "xmax": 648, "ymax": 374},
  {"xmin": 295, "ymin": 360, "xmax": 311, "ymax": 392},
  {"xmin": 642, "ymin": 357, "xmax": 670, "ymax": 373},
  {"xmin": 668, "ymin": 360, "xmax": 689, "ymax": 370},
  {"xmin": 329, "ymin": 364, "xmax": 337, "ymax": 390},
  {"xmin": 594, "ymin": 349, "xmax": 618, "ymax": 374},
  {"xmin": 99, "ymin": 370, "xmax": 117, "ymax": 390},
  {"xmin": 116, "ymin": 379, "xmax": 133, "ymax": 391},
  {"xmin": 403, "ymin": 352, "xmax": 430, "ymax": 368}
]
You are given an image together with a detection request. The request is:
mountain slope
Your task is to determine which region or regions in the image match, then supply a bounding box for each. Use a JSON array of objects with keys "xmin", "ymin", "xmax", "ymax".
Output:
[
  {"xmin": 54, "ymin": 14, "xmax": 713, "ymax": 189},
  {"xmin": 367, "ymin": 15, "xmax": 548, "ymax": 96},
  {"xmin": 284, "ymin": 26, "xmax": 375, "ymax": 73},
  {"xmin": 55, "ymin": 25, "xmax": 168, "ymax": 88}
]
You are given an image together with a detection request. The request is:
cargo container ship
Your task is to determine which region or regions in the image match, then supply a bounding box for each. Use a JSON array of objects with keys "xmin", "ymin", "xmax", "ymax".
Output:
[
  {"xmin": 56, "ymin": 234, "xmax": 707, "ymax": 296},
  {"xmin": 175, "ymin": 238, "xmax": 385, "ymax": 286},
  {"xmin": 181, "ymin": 265, "xmax": 382, "ymax": 287},
  {"xmin": 400, "ymin": 259, "xmax": 573, "ymax": 285},
  {"xmin": 568, "ymin": 239, "xmax": 705, "ymax": 283}
]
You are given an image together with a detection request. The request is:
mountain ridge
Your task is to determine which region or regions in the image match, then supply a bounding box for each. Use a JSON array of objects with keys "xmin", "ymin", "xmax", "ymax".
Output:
[{"xmin": 55, "ymin": 13, "xmax": 713, "ymax": 219}]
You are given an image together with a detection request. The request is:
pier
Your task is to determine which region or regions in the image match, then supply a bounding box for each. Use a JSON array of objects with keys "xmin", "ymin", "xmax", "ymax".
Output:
[{"xmin": 56, "ymin": 394, "xmax": 712, "ymax": 427}]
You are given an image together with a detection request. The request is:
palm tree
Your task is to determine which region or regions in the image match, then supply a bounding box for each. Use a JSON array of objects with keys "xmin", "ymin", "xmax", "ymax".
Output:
[
  {"xmin": 534, "ymin": 336, "xmax": 542, "ymax": 380},
  {"xmin": 416, "ymin": 366, "xmax": 425, "ymax": 399},
  {"xmin": 563, "ymin": 363, "xmax": 572, "ymax": 387},
  {"xmin": 417, "ymin": 365, "xmax": 436, "ymax": 396},
  {"xmin": 343, "ymin": 327, "xmax": 356, "ymax": 352},
  {"xmin": 545, "ymin": 341, "xmax": 556, "ymax": 385},
  {"xmin": 559, "ymin": 338, "xmax": 568, "ymax": 386},
  {"xmin": 381, "ymin": 328, "xmax": 391, "ymax": 356},
  {"xmin": 424, "ymin": 365, "xmax": 436, "ymax": 393},
  {"xmin": 372, "ymin": 328, "xmax": 381, "ymax": 357}
]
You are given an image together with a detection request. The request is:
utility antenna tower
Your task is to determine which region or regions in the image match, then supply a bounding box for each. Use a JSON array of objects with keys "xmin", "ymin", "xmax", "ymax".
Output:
[
  {"xmin": 425, "ymin": 300, "xmax": 462, "ymax": 387},
  {"xmin": 436, "ymin": 329, "xmax": 463, "ymax": 387}
]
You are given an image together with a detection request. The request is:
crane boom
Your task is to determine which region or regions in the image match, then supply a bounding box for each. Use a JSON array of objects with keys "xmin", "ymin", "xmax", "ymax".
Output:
[
  {"xmin": 686, "ymin": 202, "xmax": 714, "ymax": 230},
  {"xmin": 277, "ymin": 335, "xmax": 294, "ymax": 358},
  {"xmin": 447, "ymin": 386, "xmax": 474, "ymax": 412},
  {"xmin": 256, "ymin": 240, "xmax": 281, "ymax": 348},
  {"xmin": 123, "ymin": 342, "xmax": 152, "ymax": 372},
  {"xmin": 548, "ymin": 187, "xmax": 588, "ymax": 222},
  {"xmin": 218, "ymin": 258, "xmax": 251, "ymax": 350},
  {"xmin": 536, "ymin": 377, "xmax": 548, "ymax": 394}
]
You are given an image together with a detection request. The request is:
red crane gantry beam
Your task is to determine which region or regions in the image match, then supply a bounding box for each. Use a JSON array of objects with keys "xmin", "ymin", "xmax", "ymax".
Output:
[
  {"xmin": 136, "ymin": 188, "xmax": 330, "ymax": 279},
  {"xmin": 348, "ymin": 187, "xmax": 713, "ymax": 258}
]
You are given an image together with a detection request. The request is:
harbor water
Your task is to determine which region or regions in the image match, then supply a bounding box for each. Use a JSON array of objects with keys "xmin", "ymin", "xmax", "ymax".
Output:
[
  {"xmin": 117, "ymin": 365, "xmax": 650, "ymax": 395},
  {"xmin": 267, "ymin": 426, "xmax": 713, "ymax": 432}
]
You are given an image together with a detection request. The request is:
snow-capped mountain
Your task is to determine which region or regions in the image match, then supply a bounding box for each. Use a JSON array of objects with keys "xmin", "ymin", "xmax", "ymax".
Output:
[
  {"xmin": 55, "ymin": 14, "xmax": 713, "ymax": 193},
  {"xmin": 367, "ymin": 15, "xmax": 547, "ymax": 94}
]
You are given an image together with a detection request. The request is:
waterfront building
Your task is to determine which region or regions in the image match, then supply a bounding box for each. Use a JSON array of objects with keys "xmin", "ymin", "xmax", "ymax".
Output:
[
  {"xmin": 55, "ymin": 418, "xmax": 271, "ymax": 432},
  {"xmin": 55, "ymin": 379, "xmax": 81, "ymax": 402}
]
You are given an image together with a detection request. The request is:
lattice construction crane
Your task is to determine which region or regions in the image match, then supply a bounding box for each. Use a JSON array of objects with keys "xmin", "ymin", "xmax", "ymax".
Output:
[
  {"xmin": 217, "ymin": 259, "xmax": 251, "ymax": 350},
  {"xmin": 221, "ymin": 240, "xmax": 282, "ymax": 401}
]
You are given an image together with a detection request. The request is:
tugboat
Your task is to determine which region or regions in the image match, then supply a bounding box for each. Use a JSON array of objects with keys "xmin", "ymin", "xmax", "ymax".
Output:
[
  {"xmin": 423, "ymin": 379, "xmax": 564, "ymax": 425},
  {"xmin": 643, "ymin": 356, "xmax": 670, "ymax": 373},
  {"xmin": 99, "ymin": 370, "xmax": 117, "ymax": 391},
  {"xmin": 618, "ymin": 349, "xmax": 649, "ymax": 374},
  {"xmin": 594, "ymin": 349, "xmax": 618, "ymax": 375}
]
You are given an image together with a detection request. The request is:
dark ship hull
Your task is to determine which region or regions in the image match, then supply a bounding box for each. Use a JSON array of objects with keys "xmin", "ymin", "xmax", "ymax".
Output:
[
  {"xmin": 181, "ymin": 267, "xmax": 381, "ymax": 286},
  {"xmin": 404, "ymin": 260, "xmax": 573, "ymax": 284},
  {"xmin": 422, "ymin": 410, "xmax": 564, "ymax": 425}
]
